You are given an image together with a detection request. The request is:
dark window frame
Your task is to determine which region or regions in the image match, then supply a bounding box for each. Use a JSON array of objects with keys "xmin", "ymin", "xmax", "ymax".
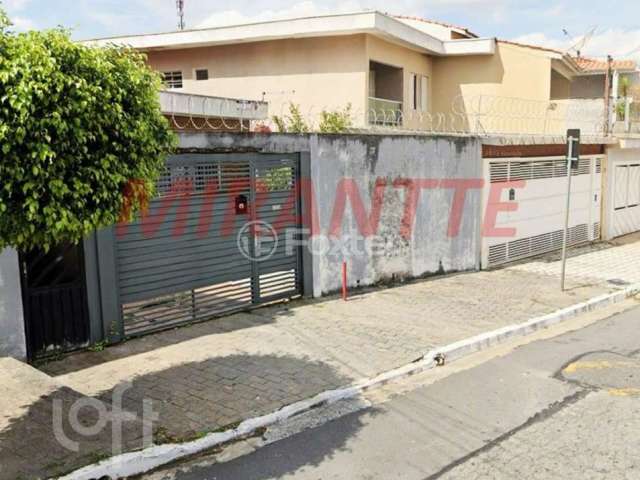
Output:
[
  {"xmin": 162, "ymin": 71, "xmax": 183, "ymax": 89},
  {"xmin": 195, "ymin": 68, "xmax": 209, "ymax": 81}
]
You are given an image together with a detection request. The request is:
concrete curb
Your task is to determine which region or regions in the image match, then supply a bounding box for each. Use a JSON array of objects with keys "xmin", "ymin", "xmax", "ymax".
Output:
[
  {"xmin": 58, "ymin": 283, "xmax": 640, "ymax": 480},
  {"xmin": 429, "ymin": 284, "xmax": 640, "ymax": 366}
]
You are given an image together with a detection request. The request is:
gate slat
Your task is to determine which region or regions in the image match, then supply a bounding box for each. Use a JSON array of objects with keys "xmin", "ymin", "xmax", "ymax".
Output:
[{"xmin": 116, "ymin": 153, "xmax": 303, "ymax": 336}]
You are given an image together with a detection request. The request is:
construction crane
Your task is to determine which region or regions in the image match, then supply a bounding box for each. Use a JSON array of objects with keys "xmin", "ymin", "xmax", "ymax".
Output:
[{"xmin": 176, "ymin": 0, "xmax": 185, "ymax": 30}]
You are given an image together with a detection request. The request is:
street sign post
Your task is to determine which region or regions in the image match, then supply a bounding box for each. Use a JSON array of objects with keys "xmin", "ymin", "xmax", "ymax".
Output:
[{"xmin": 561, "ymin": 129, "xmax": 580, "ymax": 291}]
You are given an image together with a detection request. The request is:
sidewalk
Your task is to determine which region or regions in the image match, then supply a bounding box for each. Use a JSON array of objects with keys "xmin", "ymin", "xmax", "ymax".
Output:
[{"xmin": 3, "ymin": 238, "xmax": 639, "ymax": 479}]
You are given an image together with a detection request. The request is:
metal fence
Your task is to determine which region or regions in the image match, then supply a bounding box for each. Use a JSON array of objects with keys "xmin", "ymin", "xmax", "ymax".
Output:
[
  {"xmin": 114, "ymin": 153, "xmax": 304, "ymax": 337},
  {"xmin": 165, "ymin": 93, "xmax": 615, "ymax": 138}
]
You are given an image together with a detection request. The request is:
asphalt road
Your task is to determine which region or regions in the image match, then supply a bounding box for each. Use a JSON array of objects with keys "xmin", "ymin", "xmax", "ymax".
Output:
[{"xmin": 150, "ymin": 304, "xmax": 640, "ymax": 479}]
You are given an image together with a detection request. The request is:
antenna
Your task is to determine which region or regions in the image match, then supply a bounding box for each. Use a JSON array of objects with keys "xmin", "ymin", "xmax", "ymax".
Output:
[
  {"xmin": 565, "ymin": 26, "xmax": 597, "ymax": 58},
  {"xmin": 176, "ymin": 0, "xmax": 185, "ymax": 30}
]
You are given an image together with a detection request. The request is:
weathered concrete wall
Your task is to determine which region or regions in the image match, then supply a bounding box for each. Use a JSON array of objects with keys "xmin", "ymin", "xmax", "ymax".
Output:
[
  {"xmin": 0, "ymin": 248, "xmax": 26, "ymax": 360},
  {"xmin": 178, "ymin": 132, "xmax": 483, "ymax": 296},
  {"xmin": 310, "ymin": 135, "xmax": 482, "ymax": 295}
]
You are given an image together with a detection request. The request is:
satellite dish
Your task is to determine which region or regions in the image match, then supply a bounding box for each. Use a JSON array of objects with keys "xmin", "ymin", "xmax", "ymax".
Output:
[{"xmin": 565, "ymin": 26, "xmax": 597, "ymax": 57}]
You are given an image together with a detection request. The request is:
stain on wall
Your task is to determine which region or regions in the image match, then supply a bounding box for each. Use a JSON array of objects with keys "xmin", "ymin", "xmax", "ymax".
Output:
[
  {"xmin": 311, "ymin": 134, "xmax": 483, "ymax": 295},
  {"xmin": 178, "ymin": 132, "xmax": 483, "ymax": 296}
]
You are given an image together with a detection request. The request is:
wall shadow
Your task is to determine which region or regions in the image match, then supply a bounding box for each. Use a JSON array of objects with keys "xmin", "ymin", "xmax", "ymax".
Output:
[
  {"xmin": 94, "ymin": 354, "xmax": 356, "ymax": 442},
  {"xmin": 0, "ymin": 386, "xmax": 144, "ymax": 480},
  {"xmin": 39, "ymin": 303, "xmax": 301, "ymax": 376},
  {"xmin": 3, "ymin": 353, "xmax": 366, "ymax": 480}
]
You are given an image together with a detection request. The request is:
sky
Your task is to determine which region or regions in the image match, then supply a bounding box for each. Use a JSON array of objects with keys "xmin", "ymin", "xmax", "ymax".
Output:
[{"xmin": 2, "ymin": 0, "xmax": 640, "ymax": 61}]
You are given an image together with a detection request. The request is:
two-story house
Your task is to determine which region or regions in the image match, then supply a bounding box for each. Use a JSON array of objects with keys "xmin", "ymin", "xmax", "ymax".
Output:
[
  {"xmin": 86, "ymin": 11, "xmax": 635, "ymax": 136},
  {"xmin": 86, "ymin": 11, "xmax": 640, "ymax": 260}
]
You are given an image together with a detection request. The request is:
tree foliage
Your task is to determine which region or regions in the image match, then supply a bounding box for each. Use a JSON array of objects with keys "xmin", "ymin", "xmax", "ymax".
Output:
[
  {"xmin": 319, "ymin": 104, "xmax": 352, "ymax": 133},
  {"xmin": 272, "ymin": 102, "xmax": 353, "ymax": 133},
  {"xmin": 0, "ymin": 9, "xmax": 176, "ymax": 251},
  {"xmin": 272, "ymin": 103, "xmax": 310, "ymax": 133}
]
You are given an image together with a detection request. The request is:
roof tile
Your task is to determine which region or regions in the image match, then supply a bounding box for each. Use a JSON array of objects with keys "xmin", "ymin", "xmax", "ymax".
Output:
[{"xmin": 575, "ymin": 56, "xmax": 637, "ymax": 72}]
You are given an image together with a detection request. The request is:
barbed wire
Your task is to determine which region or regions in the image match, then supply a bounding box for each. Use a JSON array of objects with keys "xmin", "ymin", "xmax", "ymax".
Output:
[
  {"xmin": 160, "ymin": 91, "xmax": 264, "ymax": 132},
  {"xmin": 161, "ymin": 91, "xmax": 633, "ymax": 138}
]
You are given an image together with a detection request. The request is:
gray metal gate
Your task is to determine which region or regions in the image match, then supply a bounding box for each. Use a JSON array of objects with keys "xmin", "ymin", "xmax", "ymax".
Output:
[{"xmin": 114, "ymin": 153, "xmax": 303, "ymax": 336}]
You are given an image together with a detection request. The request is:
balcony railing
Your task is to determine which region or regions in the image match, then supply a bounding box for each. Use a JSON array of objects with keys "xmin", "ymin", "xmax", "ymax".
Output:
[
  {"xmin": 368, "ymin": 97, "xmax": 403, "ymax": 126},
  {"xmin": 159, "ymin": 90, "xmax": 268, "ymax": 120},
  {"xmin": 613, "ymin": 97, "xmax": 640, "ymax": 134}
]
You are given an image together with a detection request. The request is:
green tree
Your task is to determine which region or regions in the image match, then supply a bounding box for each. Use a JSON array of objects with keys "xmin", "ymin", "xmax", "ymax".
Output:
[{"xmin": 0, "ymin": 8, "xmax": 176, "ymax": 251}]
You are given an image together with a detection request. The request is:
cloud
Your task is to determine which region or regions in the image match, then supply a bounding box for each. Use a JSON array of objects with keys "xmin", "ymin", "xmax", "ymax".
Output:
[
  {"xmin": 194, "ymin": 0, "xmax": 511, "ymax": 29},
  {"xmin": 3, "ymin": 0, "xmax": 31, "ymax": 10},
  {"xmin": 11, "ymin": 15, "xmax": 35, "ymax": 30},
  {"xmin": 512, "ymin": 32, "xmax": 568, "ymax": 50},
  {"xmin": 197, "ymin": 1, "xmax": 374, "ymax": 28},
  {"xmin": 513, "ymin": 28, "xmax": 640, "ymax": 63}
]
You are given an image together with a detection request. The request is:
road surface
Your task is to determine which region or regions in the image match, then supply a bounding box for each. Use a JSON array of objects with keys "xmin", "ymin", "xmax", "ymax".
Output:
[{"xmin": 147, "ymin": 303, "xmax": 640, "ymax": 479}]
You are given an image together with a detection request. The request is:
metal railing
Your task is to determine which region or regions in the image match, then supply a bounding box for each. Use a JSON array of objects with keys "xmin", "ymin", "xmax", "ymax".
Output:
[
  {"xmin": 368, "ymin": 97, "xmax": 403, "ymax": 126},
  {"xmin": 613, "ymin": 97, "xmax": 640, "ymax": 134},
  {"xmin": 161, "ymin": 92, "xmax": 619, "ymax": 139},
  {"xmin": 453, "ymin": 95, "xmax": 608, "ymax": 137},
  {"xmin": 159, "ymin": 90, "xmax": 268, "ymax": 131}
]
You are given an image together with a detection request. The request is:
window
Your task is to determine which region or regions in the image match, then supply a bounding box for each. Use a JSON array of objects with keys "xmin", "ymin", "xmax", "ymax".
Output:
[
  {"xmin": 162, "ymin": 71, "xmax": 183, "ymax": 89},
  {"xmin": 195, "ymin": 69, "xmax": 209, "ymax": 81},
  {"xmin": 411, "ymin": 73, "xmax": 428, "ymax": 112}
]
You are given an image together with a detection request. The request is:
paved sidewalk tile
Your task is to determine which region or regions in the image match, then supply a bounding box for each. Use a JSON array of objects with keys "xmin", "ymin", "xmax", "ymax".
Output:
[
  {"xmin": 45, "ymin": 269, "xmax": 609, "ymax": 440},
  {"xmin": 5, "ymin": 239, "xmax": 635, "ymax": 479},
  {"xmin": 509, "ymin": 238, "xmax": 640, "ymax": 287},
  {"xmin": 0, "ymin": 358, "xmax": 145, "ymax": 480}
]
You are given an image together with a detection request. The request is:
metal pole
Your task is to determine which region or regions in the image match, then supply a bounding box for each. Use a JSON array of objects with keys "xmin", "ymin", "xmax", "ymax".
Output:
[
  {"xmin": 603, "ymin": 55, "xmax": 613, "ymax": 135},
  {"xmin": 342, "ymin": 261, "xmax": 348, "ymax": 301},
  {"xmin": 560, "ymin": 137, "xmax": 575, "ymax": 291}
]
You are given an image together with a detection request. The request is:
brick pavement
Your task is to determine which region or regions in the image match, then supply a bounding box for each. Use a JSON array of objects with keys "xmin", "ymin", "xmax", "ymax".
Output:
[
  {"xmin": 4, "ymin": 238, "xmax": 636, "ymax": 479},
  {"xmin": 0, "ymin": 358, "xmax": 144, "ymax": 480}
]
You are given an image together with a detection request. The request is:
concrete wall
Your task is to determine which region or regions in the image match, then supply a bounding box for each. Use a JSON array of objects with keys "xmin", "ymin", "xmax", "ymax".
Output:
[
  {"xmin": 365, "ymin": 35, "xmax": 433, "ymax": 130},
  {"xmin": 555, "ymin": 72, "xmax": 605, "ymax": 101},
  {"xmin": 310, "ymin": 134, "xmax": 482, "ymax": 295},
  {"xmin": 431, "ymin": 41, "xmax": 553, "ymax": 133},
  {"xmin": 570, "ymin": 74, "xmax": 605, "ymax": 99},
  {"xmin": 432, "ymin": 41, "xmax": 552, "ymax": 106},
  {"xmin": 145, "ymin": 33, "xmax": 434, "ymax": 131},
  {"xmin": 147, "ymin": 35, "xmax": 369, "ymax": 127},
  {"xmin": 550, "ymin": 69, "xmax": 571, "ymax": 100},
  {"xmin": 0, "ymin": 248, "xmax": 26, "ymax": 360},
  {"xmin": 179, "ymin": 132, "xmax": 483, "ymax": 296}
]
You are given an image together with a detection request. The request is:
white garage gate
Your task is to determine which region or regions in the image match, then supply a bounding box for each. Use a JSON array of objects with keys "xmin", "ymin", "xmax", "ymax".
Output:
[
  {"xmin": 482, "ymin": 155, "xmax": 603, "ymax": 268},
  {"xmin": 607, "ymin": 148, "xmax": 640, "ymax": 239}
]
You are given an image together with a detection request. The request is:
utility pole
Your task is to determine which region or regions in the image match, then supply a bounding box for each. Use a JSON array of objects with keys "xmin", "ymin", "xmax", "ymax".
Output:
[
  {"xmin": 176, "ymin": 0, "xmax": 185, "ymax": 30},
  {"xmin": 561, "ymin": 129, "xmax": 580, "ymax": 291},
  {"xmin": 603, "ymin": 55, "xmax": 613, "ymax": 134}
]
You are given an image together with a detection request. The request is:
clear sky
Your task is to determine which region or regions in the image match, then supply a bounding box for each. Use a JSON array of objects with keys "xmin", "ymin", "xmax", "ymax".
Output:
[{"xmin": 3, "ymin": 0, "xmax": 640, "ymax": 61}]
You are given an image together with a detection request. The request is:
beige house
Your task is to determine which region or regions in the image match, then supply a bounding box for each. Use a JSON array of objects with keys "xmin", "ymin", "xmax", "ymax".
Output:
[{"xmin": 86, "ymin": 11, "xmax": 636, "ymax": 135}]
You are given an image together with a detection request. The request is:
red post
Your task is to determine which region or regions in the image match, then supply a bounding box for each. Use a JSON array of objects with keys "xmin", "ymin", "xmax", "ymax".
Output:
[{"xmin": 342, "ymin": 262, "xmax": 348, "ymax": 301}]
